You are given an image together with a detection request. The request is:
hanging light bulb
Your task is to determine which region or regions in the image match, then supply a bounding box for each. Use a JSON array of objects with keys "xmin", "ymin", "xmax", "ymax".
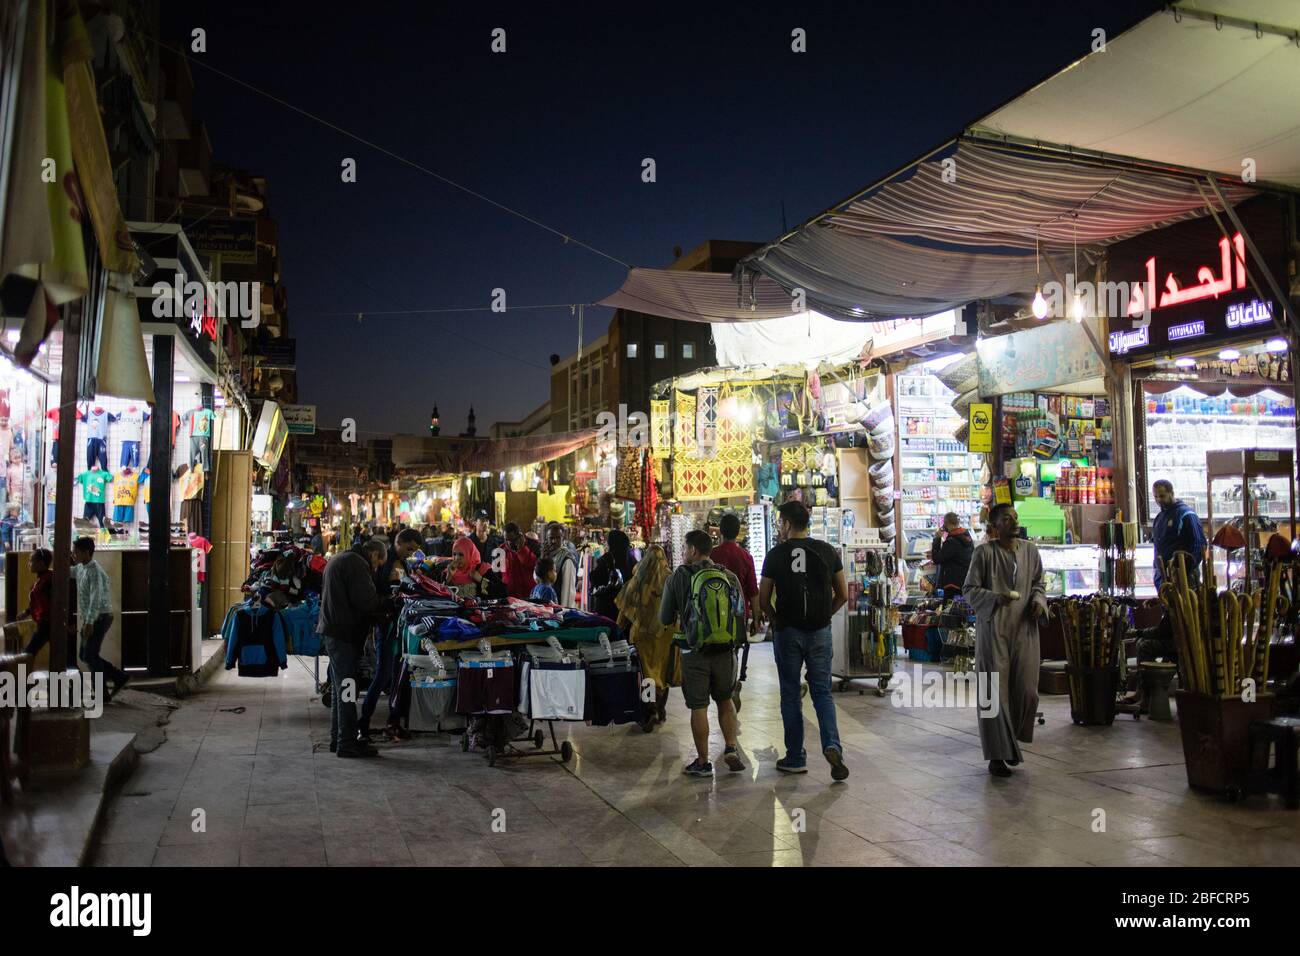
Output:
[
  {"xmin": 578, "ymin": 458, "xmax": 588, "ymax": 470},
  {"xmin": 1032, "ymin": 288, "xmax": 1049, "ymax": 320},
  {"xmin": 1031, "ymin": 230, "xmax": 1048, "ymax": 319},
  {"xmin": 1072, "ymin": 293, "xmax": 1086, "ymax": 323}
]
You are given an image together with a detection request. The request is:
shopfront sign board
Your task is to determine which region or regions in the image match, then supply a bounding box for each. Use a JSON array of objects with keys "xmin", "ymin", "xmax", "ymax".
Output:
[
  {"xmin": 181, "ymin": 218, "xmax": 257, "ymax": 266},
  {"xmin": 1107, "ymin": 289, "xmax": 1278, "ymax": 360},
  {"xmin": 280, "ymin": 404, "xmax": 316, "ymax": 435},
  {"xmin": 968, "ymin": 403, "xmax": 994, "ymax": 453},
  {"xmin": 977, "ymin": 321, "xmax": 1104, "ymax": 397}
]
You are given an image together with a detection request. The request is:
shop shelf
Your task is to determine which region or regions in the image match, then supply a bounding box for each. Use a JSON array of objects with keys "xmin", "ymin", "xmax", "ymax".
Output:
[{"xmin": 1146, "ymin": 412, "xmax": 1294, "ymax": 423}]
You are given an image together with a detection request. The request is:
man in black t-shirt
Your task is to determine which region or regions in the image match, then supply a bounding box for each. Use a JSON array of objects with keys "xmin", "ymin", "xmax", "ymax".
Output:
[{"xmin": 759, "ymin": 500, "xmax": 850, "ymax": 781}]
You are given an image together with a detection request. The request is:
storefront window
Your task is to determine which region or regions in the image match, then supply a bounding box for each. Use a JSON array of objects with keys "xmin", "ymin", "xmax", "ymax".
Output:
[
  {"xmin": 0, "ymin": 351, "xmax": 50, "ymax": 538},
  {"xmin": 1142, "ymin": 382, "xmax": 1295, "ymax": 520}
]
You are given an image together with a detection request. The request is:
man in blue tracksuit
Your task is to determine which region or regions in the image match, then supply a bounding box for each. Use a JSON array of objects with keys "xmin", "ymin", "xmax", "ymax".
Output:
[{"xmin": 1151, "ymin": 480, "xmax": 1206, "ymax": 588}]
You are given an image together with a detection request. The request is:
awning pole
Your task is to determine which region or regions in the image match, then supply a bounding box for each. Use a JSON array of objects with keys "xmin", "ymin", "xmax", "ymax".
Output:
[{"xmin": 1201, "ymin": 177, "xmax": 1295, "ymax": 336}]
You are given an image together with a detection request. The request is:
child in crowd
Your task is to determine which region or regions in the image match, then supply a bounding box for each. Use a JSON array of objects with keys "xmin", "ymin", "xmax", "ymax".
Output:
[{"xmin": 529, "ymin": 556, "xmax": 559, "ymax": 604}]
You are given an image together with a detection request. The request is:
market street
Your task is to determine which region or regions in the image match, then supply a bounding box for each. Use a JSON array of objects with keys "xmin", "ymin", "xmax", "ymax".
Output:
[{"xmin": 84, "ymin": 648, "xmax": 1300, "ymax": 867}]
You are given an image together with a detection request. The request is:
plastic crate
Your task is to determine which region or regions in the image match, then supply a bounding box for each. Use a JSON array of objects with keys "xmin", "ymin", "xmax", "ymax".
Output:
[{"xmin": 907, "ymin": 648, "xmax": 935, "ymax": 662}]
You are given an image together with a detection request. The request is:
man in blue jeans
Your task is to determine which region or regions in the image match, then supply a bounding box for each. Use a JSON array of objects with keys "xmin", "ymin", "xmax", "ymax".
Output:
[
  {"xmin": 358, "ymin": 528, "xmax": 423, "ymax": 741},
  {"xmin": 759, "ymin": 500, "xmax": 850, "ymax": 780}
]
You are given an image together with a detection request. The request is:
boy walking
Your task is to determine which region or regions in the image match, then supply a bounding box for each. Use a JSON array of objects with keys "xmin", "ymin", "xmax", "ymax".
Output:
[{"xmin": 660, "ymin": 530, "xmax": 745, "ymax": 776}]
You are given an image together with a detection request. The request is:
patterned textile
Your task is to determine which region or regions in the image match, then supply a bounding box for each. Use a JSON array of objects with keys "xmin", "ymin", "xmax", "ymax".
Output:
[
  {"xmin": 650, "ymin": 400, "xmax": 671, "ymax": 459},
  {"xmin": 674, "ymin": 391, "xmax": 697, "ymax": 456},
  {"xmin": 674, "ymin": 387, "xmax": 755, "ymax": 501},
  {"xmin": 696, "ymin": 386, "xmax": 718, "ymax": 461},
  {"xmin": 614, "ymin": 445, "xmax": 641, "ymax": 500},
  {"xmin": 782, "ymin": 442, "xmax": 823, "ymax": 472},
  {"xmin": 638, "ymin": 449, "xmax": 658, "ymax": 542}
]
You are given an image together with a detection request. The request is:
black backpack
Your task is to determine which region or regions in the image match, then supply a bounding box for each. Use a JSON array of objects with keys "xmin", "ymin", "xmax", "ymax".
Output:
[{"xmin": 777, "ymin": 541, "xmax": 835, "ymax": 630}]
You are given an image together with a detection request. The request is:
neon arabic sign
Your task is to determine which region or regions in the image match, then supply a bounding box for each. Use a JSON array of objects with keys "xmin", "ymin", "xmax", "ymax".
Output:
[
  {"xmin": 1225, "ymin": 298, "xmax": 1272, "ymax": 330},
  {"xmin": 186, "ymin": 295, "xmax": 219, "ymax": 343},
  {"xmin": 1125, "ymin": 233, "xmax": 1246, "ymax": 317}
]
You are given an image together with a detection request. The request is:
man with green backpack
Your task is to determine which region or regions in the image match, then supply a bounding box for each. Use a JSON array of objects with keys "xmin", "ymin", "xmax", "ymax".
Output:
[{"xmin": 659, "ymin": 529, "xmax": 746, "ymax": 777}]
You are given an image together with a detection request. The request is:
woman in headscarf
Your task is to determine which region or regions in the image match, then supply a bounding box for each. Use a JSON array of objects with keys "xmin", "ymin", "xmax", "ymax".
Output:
[
  {"xmin": 589, "ymin": 528, "xmax": 636, "ymax": 621},
  {"xmin": 446, "ymin": 536, "xmax": 489, "ymax": 590},
  {"xmin": 615, "ymin": 544, "xmax": 681, "ymax": 731}
]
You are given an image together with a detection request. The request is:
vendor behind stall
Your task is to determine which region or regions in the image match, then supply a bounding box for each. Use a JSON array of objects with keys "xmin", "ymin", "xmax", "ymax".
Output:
[{"xmin": 1151, "ymin": 480, "xmax": 1206, "ymax": 587}]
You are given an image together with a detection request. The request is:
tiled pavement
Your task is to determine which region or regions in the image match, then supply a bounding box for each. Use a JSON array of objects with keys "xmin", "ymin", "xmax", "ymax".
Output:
[{"xmin": 92, "ymin": 644, "xmax": 1300, "ymax": 866}]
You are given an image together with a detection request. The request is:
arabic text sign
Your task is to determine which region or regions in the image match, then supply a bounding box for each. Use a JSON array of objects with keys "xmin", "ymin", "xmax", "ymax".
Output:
[
  {"xmin": 1107, "ymin": 291, "xmax": 1278, "ymax": 358},
  {"xmin": 280, "ymin": 404, "xmax": 316, "ymax": 435},
  {"xmin": 1125, "ymin": 233, "xmax": 1246, "ymax": 318},
  {"xmin": 1167, "ymin": 320, "xmax": 1205, "ymax": 342},
  {"xmin": 1226, "ymin": 299, "xmax": 1272, "ymax": 330},
  {"xmin": 1108, "ymin": 326, "xmax": 1149, "ymax": 355},
  {"xmin": 977, "ymin": 322, "xmax": 1105, "ymax": 397},
  {"xmin": 181, "ymin": 218, "xmax": 257, "ymax": 266}
]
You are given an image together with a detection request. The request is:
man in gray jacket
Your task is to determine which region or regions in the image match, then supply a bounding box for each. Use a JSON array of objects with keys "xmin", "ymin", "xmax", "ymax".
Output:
[{"xmin": 318, "ymin": 539, "xmax": 388, "ymax": 757}]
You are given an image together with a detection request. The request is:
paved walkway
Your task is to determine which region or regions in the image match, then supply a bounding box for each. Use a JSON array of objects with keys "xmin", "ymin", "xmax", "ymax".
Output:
[{"xmin": 92, "ymin": 644, "xmax": 1300, "ymax": 866}]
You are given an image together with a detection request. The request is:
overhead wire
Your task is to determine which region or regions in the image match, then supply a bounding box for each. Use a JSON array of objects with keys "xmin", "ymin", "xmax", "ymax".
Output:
[
  {"xmin": 144, "ymin": 34, "xmax": 632, "ymax": 270},
  {"xmin": 315, "ymin": 249, "xmax": 556, "ymax": 371}
]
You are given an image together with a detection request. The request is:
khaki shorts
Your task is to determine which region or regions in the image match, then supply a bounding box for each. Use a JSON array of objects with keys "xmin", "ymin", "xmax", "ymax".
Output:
[{"xmin": 681, "ymin": 646, "xmax": 738, "ymax": 710}]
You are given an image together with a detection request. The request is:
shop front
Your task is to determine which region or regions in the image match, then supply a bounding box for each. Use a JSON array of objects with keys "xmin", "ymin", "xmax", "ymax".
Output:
[
  {"xmin": 1104, "ymin": 198, "xmax": 1296, "ymax": 596},
  {"xmin": 975, "ymin": 318, "xmax": 1117, "ymax": 597}
]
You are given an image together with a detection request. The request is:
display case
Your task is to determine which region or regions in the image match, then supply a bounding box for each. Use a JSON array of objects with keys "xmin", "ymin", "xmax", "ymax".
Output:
[
  {"xmin": 1206, "ymin": 448, "xmax": 1296, "ymax": 588},
  {"xmin": 1142, "ymin": 384, "xmax": 1295, "ymax": 520},
  {"xmin": 1038, "ymin": 544, "xmax": 1102, "ymax": 597},
  {"xmin": 895, "ymin": 373, "xmax": 983, "ymax": 535}
]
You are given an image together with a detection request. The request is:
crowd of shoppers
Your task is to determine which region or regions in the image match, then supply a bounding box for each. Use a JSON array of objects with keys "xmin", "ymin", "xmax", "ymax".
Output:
[{"xmin": 313, "ymin": 503, "xmax": 856, "ymax": 784}]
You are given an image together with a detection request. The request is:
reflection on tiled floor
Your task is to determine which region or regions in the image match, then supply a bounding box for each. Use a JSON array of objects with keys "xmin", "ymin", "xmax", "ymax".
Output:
[{"xmin": 90, "ymin": 645, "xmax": 1300, "ymax": 866}]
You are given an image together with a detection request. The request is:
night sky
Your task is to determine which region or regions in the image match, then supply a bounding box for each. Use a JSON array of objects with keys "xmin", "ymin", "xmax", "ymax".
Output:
[{"xmin": 163, "ymin": 0, "xmax": 1159, "ymax": 435}]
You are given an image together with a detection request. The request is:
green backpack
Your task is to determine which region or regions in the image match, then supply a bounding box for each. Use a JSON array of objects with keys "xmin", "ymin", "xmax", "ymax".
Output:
[{"xmin": 683, "ymin": 567, "xmax": 741, "ymax": 650}]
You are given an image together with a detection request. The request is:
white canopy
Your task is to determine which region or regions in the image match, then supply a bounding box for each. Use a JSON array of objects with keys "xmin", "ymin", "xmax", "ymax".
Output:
[
  {"xmin": 712, "ymin": 309, "xmax": 961, "ymax": 369},
  {"xmin": 972, "ymin": 1, "xmax": 1300, "ymax": 189}
]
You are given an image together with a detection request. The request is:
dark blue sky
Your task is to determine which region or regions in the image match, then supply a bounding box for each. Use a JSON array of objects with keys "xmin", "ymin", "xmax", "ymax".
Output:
[{"xmin": 165, "ymin": 0, "xmax": 1158, "ymax": 435}]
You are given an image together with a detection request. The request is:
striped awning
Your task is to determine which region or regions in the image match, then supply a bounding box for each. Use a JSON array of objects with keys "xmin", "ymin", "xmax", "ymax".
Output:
[
  {"xmin": 737, "ymin": 141, "xmax": 1257, "ymax": 322},
  {"xmin": 599, "ymin": 139, "xmax": 1258, "ymax": 326}
]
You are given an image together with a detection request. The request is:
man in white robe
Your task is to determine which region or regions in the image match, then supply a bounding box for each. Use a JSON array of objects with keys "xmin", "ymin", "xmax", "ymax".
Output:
[{"xmin": 962, "ymin": 503, "xmax": 1047, "ymax": 777}]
